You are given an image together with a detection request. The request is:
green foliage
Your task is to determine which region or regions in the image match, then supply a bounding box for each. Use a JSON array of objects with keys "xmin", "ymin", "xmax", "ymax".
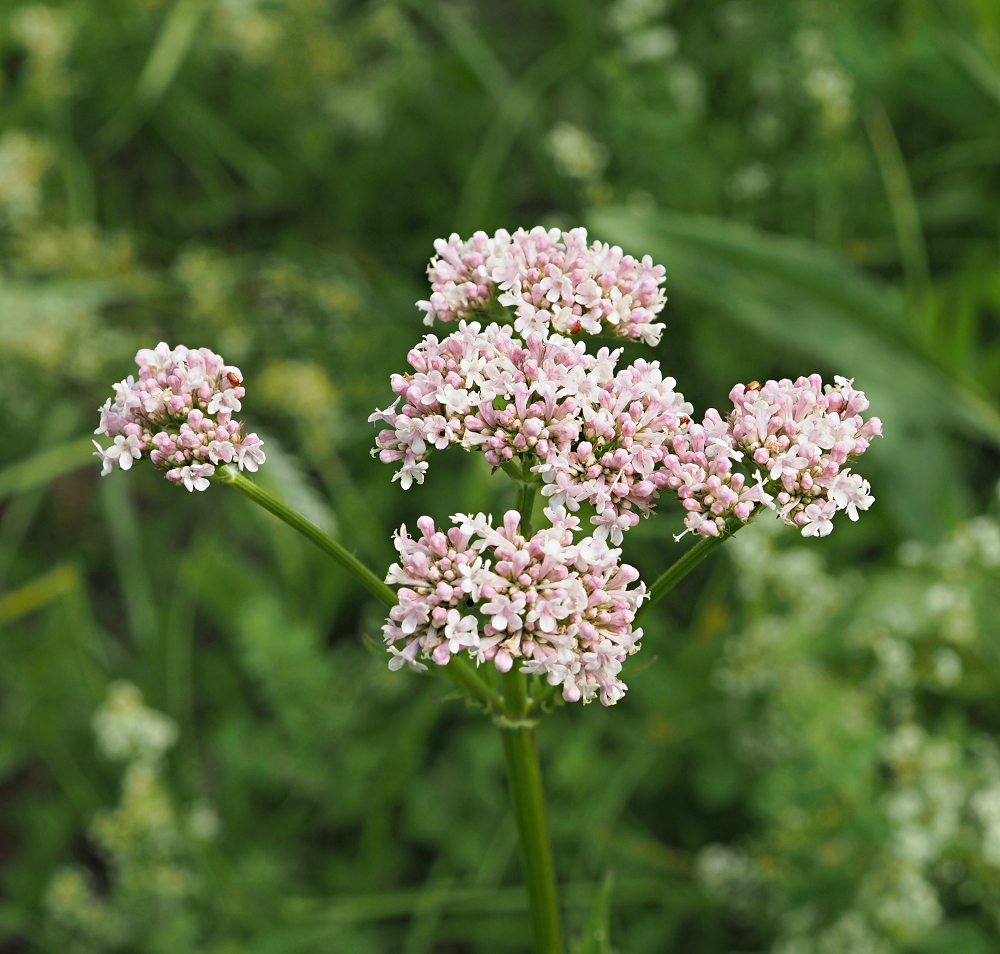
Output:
[{"xmin": 1, "ymin": 0, "xmax": 1000, "ymax": 950}]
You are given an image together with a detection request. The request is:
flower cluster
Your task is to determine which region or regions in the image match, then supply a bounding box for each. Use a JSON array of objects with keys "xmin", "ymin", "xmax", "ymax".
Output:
[
  {"xmin": 371, "ymin": 323, "xmax": 882, "ymax": 542},
  {"xmin": 382, "ymin": 509, "xmax": 645, "ymax": 705},
  {"xmin": 662, "ymin": 407, "xmax": 779, "ymax": 540},
  {"xmin": 370, "ymin": 321, "xmax": 695, "ymax": 541},
  {"xmin": 93, "ymin": 342, "xmax": 265, "ymax": 491},
  {"xmin": 416, "ymin": 226, "xmax": 667, "ymax": 345},
  {"xmin": 727, "ymin": 375, "xmax": 881, "ymax": 537}
]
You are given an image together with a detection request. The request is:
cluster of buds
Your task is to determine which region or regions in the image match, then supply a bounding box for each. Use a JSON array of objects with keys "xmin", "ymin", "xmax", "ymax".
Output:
[
  {"xmin": 93, "ymin": 342, "xmax": 265, "ymax": 491},
  {"xmin": 417, "ymin": 226, "xmax": 667, "ymax": 345},
  {"xmin": 383, "ymin": 509, "xmax": 644, "ymax": 705},
  {"xmin": 727, "ymin": 375, "xmax": 881, "ymax": 537}
]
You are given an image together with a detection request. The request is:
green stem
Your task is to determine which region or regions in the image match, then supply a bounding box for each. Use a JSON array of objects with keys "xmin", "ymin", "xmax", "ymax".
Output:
[
  {"xmin": 516, "ymin": 481, "xmax": 537, "ymax": 536},
  {"xmin": 636, "ymin": 513, "xmax": 755, "ymax": 623},
  {"xmin": 447, "ymin": 655, "xmax": 503, "ymax": 712},
  {"xmin": 501, "ymin": 674, "xmax": 562, "ymax": 954},
  {"xmin": 493, "ymin": 472, "xmax": 561, "ymax": 953},
  {"xmin": 221, "ymin": 468, "xmax": 504, "ymax": 712},
  {"xmin": 220, "ymin": 467, "xmax": 395, "ymax": 607}
]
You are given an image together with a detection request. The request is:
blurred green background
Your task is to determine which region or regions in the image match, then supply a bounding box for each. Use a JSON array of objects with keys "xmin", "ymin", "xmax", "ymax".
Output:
[{"xmin": 2, "ymin": 0, "xmax": 1000, "ymax": 951}]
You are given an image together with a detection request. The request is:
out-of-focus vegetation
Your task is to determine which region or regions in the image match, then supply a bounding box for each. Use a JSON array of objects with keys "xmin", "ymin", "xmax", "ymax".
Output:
[{"xmin": 2, "ymin": 0, "xmax": 1000, "ymax": 950}]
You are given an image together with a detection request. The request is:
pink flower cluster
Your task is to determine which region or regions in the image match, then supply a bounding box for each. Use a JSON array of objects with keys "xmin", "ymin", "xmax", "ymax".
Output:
[
  {"xmin": 416, "ymin": 226, "xmax": 667, "ymax": 345},
  {"xmin": 370, "ymin": 321, "xmax": 694, "ymax": 542},
  {"xmin": 383, "ymin": 509, "xmax": 645, "ymax": 705},
  {"xmin": 726, "ymin": 375, "xmax": 882, "ymax": 537},
  {"xmin": 93, "ymin": 342, "xmax": 265, "ymax": 491},
  {"xmin": 372, "ymin": 324, "xmax": 882, "ymax": 541}
]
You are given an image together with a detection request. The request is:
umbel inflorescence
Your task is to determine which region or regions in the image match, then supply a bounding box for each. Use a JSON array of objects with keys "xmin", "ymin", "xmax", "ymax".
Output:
[
  {"xmin": 93, "ymin": 226, "xmax": 881, "ymax": 707},
  {"xmin": 383, "ymin": 509, "xmax": 644, "ymax": 705},
  {"xmin": 371, "ymin": 227, "xmax": 881, "ymax": 703},
  {"xmin": 417, "ymin": 226, "xmax": 667, "ymax": 344},
  {"xmin": 93, "ymin": 343, "xmax": 265, "ymax": 490}
]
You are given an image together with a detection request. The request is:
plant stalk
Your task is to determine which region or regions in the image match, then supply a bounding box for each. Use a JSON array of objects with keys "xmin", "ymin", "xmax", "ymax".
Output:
[
  {"xmin": 636, "ymin": 513, "xmax": 757, "ymax": 622},
  {"xmin": 221, "ymin": 468, "xmax": 505, "ymax": 712},
  {"xmin": 496, "ymin": 473, "xmax": 562, "ymax": 953},
  {"xmin": 516, "ymin": 480, "xmax": 537, "ymax": 536},
  {"xmin": 221, "ymin": 467, "xmax": 396, "ymax": 607},
  {"xmin": 501, "ymin": 671, "xmax": 563, "ymax": 954}
]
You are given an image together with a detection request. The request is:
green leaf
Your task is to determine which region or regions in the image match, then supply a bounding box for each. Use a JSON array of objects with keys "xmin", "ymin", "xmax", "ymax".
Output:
[
  {"xmin": 0, "ymin": 565, "xmax": 79, "ymax": 627},
  {"xmin": 572, "ymin": 869, "xmax": 616, "ymax": 954},
  {"xmin": 0, "ymin": 437, "xmax": 96, "ymax": 505},
  {"xmin": 97, "ymin": 0, "xmax": 211, "ymax": 154}
]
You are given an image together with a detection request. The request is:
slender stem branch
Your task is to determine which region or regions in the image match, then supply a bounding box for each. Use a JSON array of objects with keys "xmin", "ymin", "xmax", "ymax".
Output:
[
  {"xmin": 447, "ymin": 655, "xmax": 503, "ymax": 711},
  {"xmin": 501, "ymin": 673, "xmax": 562, "ymax": 954},
  {"xmin": 220, "ymin": 467, "xmax": 396, "ymax": 608},
  {"xmin": 516, "ymin": 481, "xmax": 537, "ymax": 536},
  {"xmin": 636, "ymin": 513, "xmax": 755, "ymax": 623},
  {"xmin": 221, "ymin": 468, "xmax": 504, "ymax": 713}
]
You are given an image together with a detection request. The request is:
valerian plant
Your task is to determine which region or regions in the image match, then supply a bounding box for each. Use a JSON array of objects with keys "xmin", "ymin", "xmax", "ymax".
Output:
[{"xmin": 92, "ymin": 226, "xmax": 881, "ymax": 954}]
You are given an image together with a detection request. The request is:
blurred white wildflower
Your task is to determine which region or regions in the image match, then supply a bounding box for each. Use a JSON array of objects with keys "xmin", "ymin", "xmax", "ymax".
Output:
[
  {"xmin": 623, "ymin": 26, "xmax": 677, "ymax": 62},
  {"xmin": 187, "ymin": 802, "xmax": 221, "ymax": 841},
  {"xmin": 17, "ymin": 224, "xmax": 133, "ymax": 278},
  {"xmin": 211, "ymin": 0, "xmax": 281, "ymax": 63},
  {"xmin": 546, "ymin": 122, "xmax": 609, "ymax": 182},
  {"xmin": 872, "ymin": 636, "xmax": 915, "ymax": 689},
  {"xmin": 794, "ymin": 29, "xmax": 854, "ymax": 134},
  {"xmin": 778, "ymin": 911, "xmax": 892, "ymax": 954},
  {"xmin": 924, "ymin": 583, "xmax": 973, "ymax": 644},
  {"xmin": 44, "ymin": 867, "xmax": 127, "ymax": 949},
  {"xmin": 896, "ymin": 539, "xmax": 928, "ymax": 567},
  {"xmin": 930, "ymin": 647, "xmax": 962, "ymax": 687},
  {"xmin": 695, "ymin": 843, "xmax": 762, "ymax": 912},
  {"xmin": 0, "ymin": 130, "xmax": 52, "ymax": 225},
  {"xmin": 727, "ymin": 162, "xmax": 774, "ymax": 201},
  {"xmin": 91, "ymin": 763, "xmax": 196, "ymax": 903},
  {"xmin": 804, "ymin": 69, "xmax": 854, "ymax": 133},
  {"xmin": 10, "ymin": 4, "xmax": 74, "ymax": 98},
  {"xmin": 667, "ymin": 62, "xmax": 705, "ymax": 118},
  {"xmin": 868, "ymin": 866, "xmax": 942, "ymax": 938},
  {"xmin": 971, "ymin": 783, "xmax": 1000, "ymax": 866},
  {"xmin": 92, "ymin": 682, "xmax": 178, "ymax": 766},
  {"xmin": 947, "ymin": 515, "xmax": 1000, "ymax": 568},
  {"xmin": 607, "ymin": 0, "xmax": 668, "ymax": 34}
]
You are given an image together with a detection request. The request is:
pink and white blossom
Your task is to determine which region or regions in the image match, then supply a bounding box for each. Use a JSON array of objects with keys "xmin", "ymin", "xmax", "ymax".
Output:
[
  {"xmin": 416, "ymin": 227, "xmax": 667, "ymax": 344},
  {"xmin": 94, "ymin": 343, "xmax": 265, "ymax": 491},
  {"xmin": 382, "ymin": 509, "xmax": 645, "ymax": 706}
]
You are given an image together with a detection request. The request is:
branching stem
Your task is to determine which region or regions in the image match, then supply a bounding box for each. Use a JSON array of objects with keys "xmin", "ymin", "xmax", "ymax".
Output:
[
  {"xmin": 636, "ymin": 512, "xmax": 757, "ymax": 622},
  {"xmin": 497, "ymin": 469, "xmax": 563, "ymax": 954},
  {"xmin": 221, "ymin": 467, "xmax": 503, "ymax": 711}
]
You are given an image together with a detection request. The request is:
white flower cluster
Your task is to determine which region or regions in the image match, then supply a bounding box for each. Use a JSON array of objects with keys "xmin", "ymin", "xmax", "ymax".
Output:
[
  {"xmin": 416, "ymin": 226, "xmax": 667, "ymax": 345},
  {"xmin": 92, "ymin": 681, "xmax": 178, "ymax": 766},
  {"xmin": 383, "ymin": 509, "xmax": 644, "ymax": 705}
]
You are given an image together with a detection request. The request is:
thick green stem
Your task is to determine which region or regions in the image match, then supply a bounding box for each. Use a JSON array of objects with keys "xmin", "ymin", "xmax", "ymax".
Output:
[
  {"xmin": 494, "ymin": 472, "xmax": 562, "ymax": 953},
  {"xmin": 636, "ymin": 514, "xmax": 755, "ymax": 622},
  {"xmin": 501, "ymin": 674, "xmax": 562, "ymax": 954},
  {"xmin": 221, "ymin": 467, "xmax": 396, "ymax": 607}
]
